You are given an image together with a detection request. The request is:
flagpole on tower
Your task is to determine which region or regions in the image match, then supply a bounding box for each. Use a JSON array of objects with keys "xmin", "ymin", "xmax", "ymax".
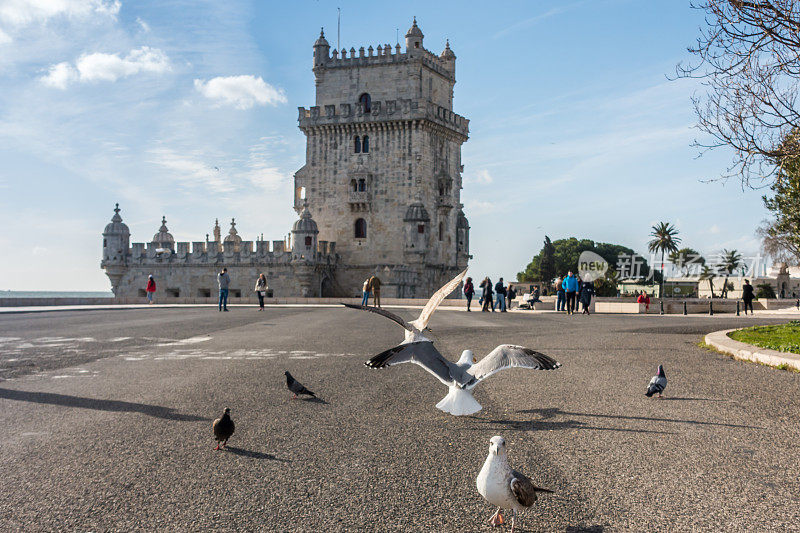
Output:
[{"xmin": 337, "ymin": 7, "xmax": 341, "ymax": 51}]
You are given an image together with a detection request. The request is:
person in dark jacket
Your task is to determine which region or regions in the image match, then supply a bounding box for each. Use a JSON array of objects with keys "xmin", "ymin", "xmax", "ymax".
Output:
[
  {"xmin": 464, "ymin": 277, "xmax": 475, "ymax": 312},
  {"xmin": 480, "ymin": 277, "xmax": 494, "ymax": 312},
  {"xmin": 562, "ymin": 271, "xmax": 579, "ymax": 315},
  {"xmin": 579, "ymin": 280, "xmax": 595, "ymax": 315},
  {"xmin": 495, "ymin": 278, "xmax": 507, "ymax": 312},
  {"xmin": 742, "ymin": 279, "xmax": 755, "ymax": 315},
  {"xmin": 506, "ymin": 284, "xmax": 516, "ymax": 310}
]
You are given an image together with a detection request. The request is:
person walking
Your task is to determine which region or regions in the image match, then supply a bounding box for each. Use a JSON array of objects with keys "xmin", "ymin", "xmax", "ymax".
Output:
[
  {"xmin": 742, "ymin": 279, "xmax": 755, "ymax": 315},
  {"xmin": 495, "ymin": 278, "xmax": 507, "ymax": 312},
  {"xmin": 506, "ymin": 284, "xmax": 516, "ymax": 310},
  {"xmin": 361, "ymin": 277, "xmax": 371, "ymax": 306},
  {"xmin": 562, "ymin": 271, "xmax": 579, "ymax": 315},
  {"xmin": 145, "ymin": 274, "xmax": 156, "ymax": 304},
  {"xmin": 579, "ymin": 279, "xmax": 595, "ymax": 315},
  {"xmin": 370, "ymin": 275, "xmax": 382, "ymax": 308},
  {"xmin": 254, "ymin": 273, "xmax": 268, "ymax": 311},
  {"xmin": 218, "ymin": 267, "xmax": 230, "ymax": 312},
  {"xmin": 555, "ymin": 276, "xmax": 565, "ymax": 312},
  {"xmin": 464, "ymin": 277, "xmax": 475, "ymax": 311},
  {"xmin": 480, "ymin": 277, "xmax": 494, "ymax": 312}
]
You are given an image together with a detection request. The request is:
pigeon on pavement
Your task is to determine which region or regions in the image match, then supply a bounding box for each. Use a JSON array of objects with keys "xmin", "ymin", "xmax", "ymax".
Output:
[
  {"xmin": 476, "ymin": 436, "xmax": 553, "ymax": 533},
  {"xmin": 285, "ymin": 371, "xmax": 315, "ymax": 399},
  {"xmin": 646, "ymin": 364, "xmax": 667, "ymax": 398},
  {"xmin": 212, "ymin": 407, "xmax": 235, "ymax": 450}
]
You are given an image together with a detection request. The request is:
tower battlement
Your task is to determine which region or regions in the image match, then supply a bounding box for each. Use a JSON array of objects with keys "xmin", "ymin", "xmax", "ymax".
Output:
[
  {"xmin": 318, "ymin": 44, "xmax": 454, "ymax": 80},
  {"xmin": 297, "ymin": 97, "xmax": 469, "ymax": 138}
]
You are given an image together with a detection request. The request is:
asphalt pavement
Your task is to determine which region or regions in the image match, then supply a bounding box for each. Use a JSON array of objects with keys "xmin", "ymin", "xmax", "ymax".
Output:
[{"xmin": 0, "ymin": 307, "xmax": 798, "ymax": 531}]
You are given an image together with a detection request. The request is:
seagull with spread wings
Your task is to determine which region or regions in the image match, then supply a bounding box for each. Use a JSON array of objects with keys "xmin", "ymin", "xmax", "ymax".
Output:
[{"xmin": 343, "ymin": 269, "xmax": 562, "ymax": 416}]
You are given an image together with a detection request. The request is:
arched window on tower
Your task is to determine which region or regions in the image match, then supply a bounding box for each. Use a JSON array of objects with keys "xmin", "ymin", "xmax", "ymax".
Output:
[
  {"xmin": 358, "ymin": 179, "xmax": 366, "ymax": 192},
  {"xmin": 354, "ymin": 135, "xmax": 361, "ymax": 153},
  {"xmin": 350, "ymin": 179, "xmax": 358, "ymax": 192},
  {"xmin": 304, "ymin": 236, "xmax": 312, "ymax": 247},
  {"xmin": 362, "ymin": 135, "xmax": 369, "ymax": 153},
  {"xmin": 355, "ymin": 218, "xmax": 367, "ymax": 239},
  {"xmin": 439, "ymin": 221, "xmax": 444, "ymax": 241},
  {"xmin": 359, "ymin": 93, "xmax": 371, "ymax": 113}
]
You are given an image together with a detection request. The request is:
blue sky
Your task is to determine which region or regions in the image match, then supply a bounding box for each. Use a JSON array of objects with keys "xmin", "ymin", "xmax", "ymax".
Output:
[{"xmin": 0, "ymin": 0, "xmax": 769, "ymax": 290}]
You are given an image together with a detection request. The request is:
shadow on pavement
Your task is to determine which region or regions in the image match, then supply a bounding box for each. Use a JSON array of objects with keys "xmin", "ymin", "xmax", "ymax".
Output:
[
  {"xmin": 0, "ymin": 388, "xmax": 209, "ymax": 422},
  {"xmin": 566, "ymin": 526, "xmax": 605, "ymax": 533},
  {"xmin": 225, "ymin": 446, "xmax": 289, "ymax": 462},
  {"xmin": 517, "ymin": 407, "xmax": 762, "ymax": 430},
  {"xmin": 302, "ymin": 396, "xmax": 328, "ymax": 405},
  {"xmin": 659, "ymin": 397, "xmax": 727, "ymax": 402},
  {"xmin": 479, "ymin": 417, "xmax": 675, "ymax": 435}
]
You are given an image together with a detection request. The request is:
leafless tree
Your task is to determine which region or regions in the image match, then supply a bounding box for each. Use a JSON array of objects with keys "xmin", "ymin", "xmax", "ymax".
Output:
[{"xmin": 677, "ymin": 0, "xmax": 800, "ymax": 186}]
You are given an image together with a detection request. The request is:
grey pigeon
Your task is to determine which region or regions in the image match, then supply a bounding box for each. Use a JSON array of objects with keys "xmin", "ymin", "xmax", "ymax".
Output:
[
  {"xmin": 212, "ymin": 407, "xmax": 235, "ymax": 450},
  {"xmin": 285, "ymin": 371, "xmax": 315, "ymax": 399},
  {"xmin": 646, "ymin": 365, "xmax": 667, "ymax": 398}
]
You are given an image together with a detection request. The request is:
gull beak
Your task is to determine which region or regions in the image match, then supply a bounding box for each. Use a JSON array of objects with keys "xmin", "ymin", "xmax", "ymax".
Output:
[{"xmin": 472, "ymin": 356, "xmax": 477, "ymax": 363}]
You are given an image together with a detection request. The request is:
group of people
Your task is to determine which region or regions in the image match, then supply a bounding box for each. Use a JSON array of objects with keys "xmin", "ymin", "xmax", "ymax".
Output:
[
  {"xmin": 555, "ymin": 271, "xmax": 595, "ymax": 315},
  {"xmin": 143, "ymin": 269, "xmax": 271, "ymax": 312},
  {"xmin": 360, "ymin": 275, "xmax": 382, "ymax": 307},
  {"xmin": 462, "ymin": 277, "xmax": 518, "ymax": 312}
]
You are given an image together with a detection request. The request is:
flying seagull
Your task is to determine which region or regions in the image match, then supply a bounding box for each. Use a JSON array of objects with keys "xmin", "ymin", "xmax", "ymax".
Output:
[
  {"xmin": 212, "ymin": 407, "xmax": 235, "ymax": 450},
  {"xmin": 476, "ymin": 436, "xmax": 553, "ymax": 533},
  {"xmin": 646, "ymin": 364, "xmax": 667, "ymax": 398},
  {"xmin": 344, "ymin": 269, "xmax": 562, "ymax": 416},
  {"xmin": 285, "ymin": 371, "xmax": 315, "ymax": 399}
]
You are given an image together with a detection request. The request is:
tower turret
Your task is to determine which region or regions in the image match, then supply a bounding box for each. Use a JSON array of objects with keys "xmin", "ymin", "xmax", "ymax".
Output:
[
  {"xmin": 101, "ymin": 203, "xmax": 130, "ymax": 294},
  {"xmin": 152, "ymin": 216, "xmax": 174, "ymax": 251},
  {"xmin": 291, "ymin": 203, "xmax": 319, "ymax": 262},
  {"xmin": 440, "ymin": 39, "xmax": 456, "ymax": 77},
  {"xmin": 405, "ymin": 17, "xmax": 424, "ymax": 56},
  {"xmin": 313, "ymin": 27, "xmax": 330, "ymax": 68}
]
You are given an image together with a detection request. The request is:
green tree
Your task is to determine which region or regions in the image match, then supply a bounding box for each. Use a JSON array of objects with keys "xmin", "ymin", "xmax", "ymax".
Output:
[
  {"xmin": 648, "ymin": 222, "xmax": 681, "ymax": 298},
  {"xmin": 700, "ymin": 264, "xmax": 716, "ymax": 298},
  {"xmin": 719, "ymin": 249, "xmax": 742, "ymax": 299},
  {"xmin": 668, "ymin": 247, "xmax": 703, "ymax": 276},
  {"xmin": 538, "ymin": 236, "xmax": 556, "ymax": 284},
  {"xmin": 756, "ymin": 283, "xmax": 776, "ymax": 299},
  {"xmin": 760, "ymin": 143, "xmax": 800, "ymax": 262}
]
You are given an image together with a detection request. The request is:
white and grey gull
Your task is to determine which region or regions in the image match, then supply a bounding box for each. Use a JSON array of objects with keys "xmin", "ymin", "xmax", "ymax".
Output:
[
  {"xmin": 476, "ymin": 436, "xmax": 553, "ymax": 533},
  {"xmin": 343, "ymin": 269, "xmax": 562, "ymax": 416}
]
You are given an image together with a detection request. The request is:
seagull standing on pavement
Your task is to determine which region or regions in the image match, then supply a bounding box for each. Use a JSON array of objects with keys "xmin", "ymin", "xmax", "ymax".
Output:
[
  {"xmin": 477, "ymin": 436, "xmax": 553, "ymax": 533},
  {"xmin": 645, "ymin": 364, "xmax": 667, "ymax": 398},
  {"xmin": 344, "ymin": 269, "xmax": 562, "ymax": 416},
  {"xmin": 212, "ymin": 408, "xmax": 235, "ymax": 450},
  {"xmin": 284, "ymin": 371, "xmax": 315, "ymax": 399}
]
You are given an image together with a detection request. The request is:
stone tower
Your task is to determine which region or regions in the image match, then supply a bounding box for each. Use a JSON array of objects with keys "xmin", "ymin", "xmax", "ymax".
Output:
[
  {"xmin": 101, "ymin": 203, "xmax": 130, "ymax": 295},
  {"xmin": 295, "ymin": 20, "xmax": 471, "ymax": 298}
]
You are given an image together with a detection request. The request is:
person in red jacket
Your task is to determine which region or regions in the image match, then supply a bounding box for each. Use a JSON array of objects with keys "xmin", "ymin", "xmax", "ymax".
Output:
[
  {"xmin": 145, "ymin": 275, "xmax": 156, "ymax": 304},
  {"xmin": 636, "ymin": 290, "xmax": 650, "ymax": 312}
]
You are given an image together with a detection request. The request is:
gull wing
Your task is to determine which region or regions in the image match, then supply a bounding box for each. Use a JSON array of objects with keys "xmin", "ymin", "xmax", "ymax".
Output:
[
  {"xmin": 467, "ymin": 344, "xmax": 562, "ymax": 383},
  {"xmin": 341, "ymin": 303, "xmax": 413, "ymax": 332},
  {"xmin": 364, "ymin": 341, "xmax": 461, "ymax": 386},
  {"xmin": 409, "ymin": 268, "xmax": 468, "ymax": 331},
  {"xmin": 510, "ymin": 469, "xmax": 553, "ymax": 507}
]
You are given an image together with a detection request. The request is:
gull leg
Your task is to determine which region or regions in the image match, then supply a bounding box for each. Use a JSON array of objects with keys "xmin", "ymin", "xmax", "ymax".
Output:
[
  {"xmin": 510, "ymin": 510, "xmax": 516, "ymax": 533},
  {"xmin": 214, "ymin": 443, "xmax": 221, "ymax": 451},
  {"xmin": 489, "ymin": 508, "xmax": 504, "ymax": 526}
]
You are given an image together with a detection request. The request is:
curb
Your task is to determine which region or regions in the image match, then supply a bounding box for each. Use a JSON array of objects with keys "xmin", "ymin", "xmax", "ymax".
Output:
[{"xmin": 704, "ymin": 328, "xmax": 800, "ymax": 371}]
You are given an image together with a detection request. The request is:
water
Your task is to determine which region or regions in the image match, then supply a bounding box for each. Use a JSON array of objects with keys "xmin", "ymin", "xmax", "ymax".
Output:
[{"xmin": 0, "ymin": 291, "xmax": 114, "ymax": 299}]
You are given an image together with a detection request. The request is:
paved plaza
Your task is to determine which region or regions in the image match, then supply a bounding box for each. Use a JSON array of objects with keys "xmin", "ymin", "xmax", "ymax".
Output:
[{"xmin": 0, "ymin": 307, "xmax": 798, "ymax": 531}]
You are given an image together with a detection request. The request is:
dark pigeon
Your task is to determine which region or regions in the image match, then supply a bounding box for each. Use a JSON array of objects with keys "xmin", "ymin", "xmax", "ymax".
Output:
[
  {"xmin": 645, "ymin": 365, "xmax": 667, "ymax": 398},
  {"xmin": 285, "ymin": 371, "xmax": 315, "ymax": 398},
  {"xmin": 212, "ymin": 407, "xmax": 235, "ymax": 450}
]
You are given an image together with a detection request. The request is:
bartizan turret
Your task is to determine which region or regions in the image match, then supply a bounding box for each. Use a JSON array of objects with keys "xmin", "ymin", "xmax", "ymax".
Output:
[{"xmin": 101, "ymin": 203, "xmax": 130, "ymax": 294}]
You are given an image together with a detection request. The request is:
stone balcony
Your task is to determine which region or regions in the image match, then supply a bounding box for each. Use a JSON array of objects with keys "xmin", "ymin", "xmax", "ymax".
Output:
[{"xmin": 348, "ymin": 191, "xmax": 370, "ymax": 212}]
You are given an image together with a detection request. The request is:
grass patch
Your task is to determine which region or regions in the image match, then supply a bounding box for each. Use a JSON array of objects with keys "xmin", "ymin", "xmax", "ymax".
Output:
[{"xmin": 728, "ymin": 320, "xmax": 800, "ymax": 355}]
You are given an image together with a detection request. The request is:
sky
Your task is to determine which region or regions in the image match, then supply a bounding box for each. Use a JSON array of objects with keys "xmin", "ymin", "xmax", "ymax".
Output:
[{"xmin": 0, "ymin": 0, "xmax": 772, "ymax": 291}]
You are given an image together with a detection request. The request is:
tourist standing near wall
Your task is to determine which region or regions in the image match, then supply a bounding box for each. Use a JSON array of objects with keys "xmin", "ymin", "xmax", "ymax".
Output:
[
  {"xmin": 218, "ymin": 268, "xmax": 230, "ymax": 312},
  {"xmin": 361, "ymin": 278, "xmax": 371, "ymax": 306},
  {"xmin": 145, "ymin": 275, "xmax": 156, "ymax": 304},
  {"xmin": 464, "ymin": 277, "xmax": 475, "ymax": 312},
  {"xmin": 255, "ymin": 273, "xmax": 268, "ymax": 311},
  {"xmin": 371, "ymin": 276, "xmax": 382, "ymax": 308},
  {"xmin": 555, "ymin": 276, "xmax": 565, "ymax": 312}
]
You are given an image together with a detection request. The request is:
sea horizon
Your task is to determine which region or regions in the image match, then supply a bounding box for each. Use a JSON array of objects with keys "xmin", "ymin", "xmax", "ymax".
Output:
[{"xmin": 0, "ymin": 290, "xmax": 114, "ymax": 298}]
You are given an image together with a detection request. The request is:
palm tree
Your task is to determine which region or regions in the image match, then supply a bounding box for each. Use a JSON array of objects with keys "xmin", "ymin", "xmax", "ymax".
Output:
[
  {"xmin": 719, "ymin": 249, "xmax": 742, "ymax": 299},
  {"xmin": 648, "ymin": 222, "xmax": 681, "ymax": 298},
  {"xmin": 699, "ymin": 264, "xmax": 716, "ymax": 298}
]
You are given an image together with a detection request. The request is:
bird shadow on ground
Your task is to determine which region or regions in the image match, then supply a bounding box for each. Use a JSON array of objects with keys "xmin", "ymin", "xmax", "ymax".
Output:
[
  {"xmin": 224, "ymin": 446, "xmax": 290, "ymax": 462},
  {"xmin": 566, "ymin": 526, "xmax": 605, "ymax": 533},
  {"xmin": 0, "ymin": 388, "xmax": 209, "ymax": 422},
  {"xmin": 475, "ymin": 416, "xmax": 674, "ymax": 435},
  {"xmin": 301, "ymin": 396, "xmax": 328, "ymax": 404},
  {"xmin": 517, "ymin": 407, "xmax": 762, "ymax": 430},
  {"xmin": 658, "ymin": 397, "xmax": 727, "ymax": 402}
]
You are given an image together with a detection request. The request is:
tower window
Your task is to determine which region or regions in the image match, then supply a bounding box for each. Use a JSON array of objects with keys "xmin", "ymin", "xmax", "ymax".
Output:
[
  {"xmin": 417, "ymin": 224, "xmax": 425, "ymax": 234},
  {"xmin": 414, "ymin": 41, "xmax": 419, "ymax": 49},
  {"xmin": 354, "ymin": 136, "xmax": 361, "ymax": 153},
  {"xmin": 439, "ymin": 221, "xmax": 444, "ymax": 241},
  {"xmin": 103, "ymin": 239, "xmax": 107, "ymax": 247},
  {"xmin": 350, "ymin": 179, "xmax": 358, "ymax": 192},
  {"xmin": 355, "ymin": 218, "xmax": 367, "ymax": 239},
  {"xmin": 305, "ymin": 236, "xmax": 312, "ymax": 247},
  {"xmin": 359, "ymin": 93, "xmax": 371, "ymax": 113},
  {"xmin": 358, "ymin": 179, "xmax": 366, "ymax": 192},
  {"xmin": 362, "ymin": 135, "xmax": 369, "ymax": 153}
]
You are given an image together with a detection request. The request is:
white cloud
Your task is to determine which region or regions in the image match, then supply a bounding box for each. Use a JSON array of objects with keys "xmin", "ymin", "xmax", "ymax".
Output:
[
  {"xmin": 467, "ymin": 169, "xmax": 493, "ymax": 185},
  {"xmin": 146, "ymin": 148, "xmax": 235, "ymax": 194},
  {"xmin": 194, "ymin": 75, "xmax": 287, "ymax": 110},
  {"xmin": 135, "ymin": 16, "xmax": 149, "ymax": 32},
  {"xmin": 465, "ymin": 200, "xmax": 497, "ymax": 216},
  {"xmin": 0, "ymin": 0, "xmax": 120, "ymax": 41},
  {"xmin": 40, "ymin": 46, "xmax": 170, "ymax": 87}
]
